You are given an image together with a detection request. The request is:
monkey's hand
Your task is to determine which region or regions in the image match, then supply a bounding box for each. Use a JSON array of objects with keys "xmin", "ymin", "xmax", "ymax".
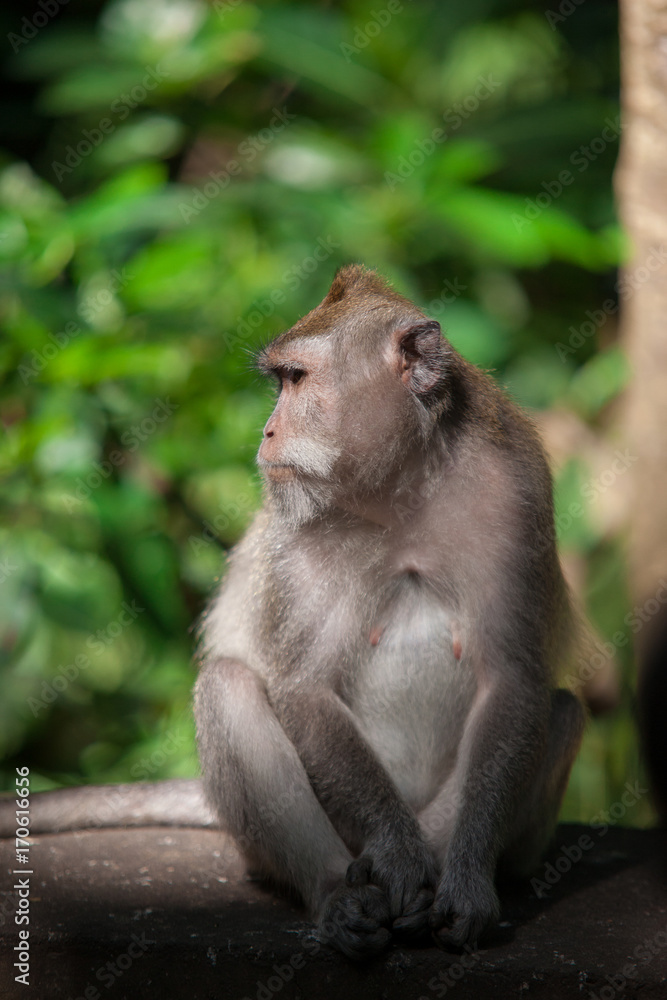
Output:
[
  {"xmin": 349, "ymin": 836, "xmax": 437, "ymax": 939},
  {"xmin": 429, "ymin": 862, "xmax": 499, "ymax": 951},
  {"xmin": 318, "ymin": 878, "xmax": 391, "ymax": 961}
]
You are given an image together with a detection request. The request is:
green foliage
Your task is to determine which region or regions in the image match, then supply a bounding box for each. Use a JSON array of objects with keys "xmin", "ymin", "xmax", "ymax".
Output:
[{"xmin": 0, "ymin": 0, "xmax": 648, "ymax": 824}]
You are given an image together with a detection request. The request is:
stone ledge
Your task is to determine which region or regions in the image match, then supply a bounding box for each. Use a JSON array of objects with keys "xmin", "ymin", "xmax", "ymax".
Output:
[{"xmin": 1, "ymin": 824, "xmax": 666, "ymax": 999}]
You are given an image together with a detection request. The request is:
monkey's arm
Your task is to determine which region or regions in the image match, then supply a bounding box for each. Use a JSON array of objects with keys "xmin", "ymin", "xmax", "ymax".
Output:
[{"xmin": 272, "ymin": 685, "xmax": 437, "ymax": 916}]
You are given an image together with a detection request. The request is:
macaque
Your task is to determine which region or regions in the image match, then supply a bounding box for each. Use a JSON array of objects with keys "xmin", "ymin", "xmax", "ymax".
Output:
[
  {"xmin": 0, "ymin": 265, "xmax": 585, "ymax": 960},
  {"xmin": 193, "ymin": 265, "xmax": 585, "ymax": 957}
]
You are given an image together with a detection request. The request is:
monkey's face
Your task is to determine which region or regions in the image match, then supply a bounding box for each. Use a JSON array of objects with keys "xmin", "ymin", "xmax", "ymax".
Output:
[
  {"xmin": 255, "ymin": 338, "xmax": 344, "ymax": 525},
  {"xmin": 255, "ymin": 334, "xmax": 425, "ymax": 528},
  {"xmin": 257, "ymin": 339, "xmax": 338, "ymax": 469},
  {"xmin": 253, "ymin": 267, "xmax": 448, "ymax": 527}
]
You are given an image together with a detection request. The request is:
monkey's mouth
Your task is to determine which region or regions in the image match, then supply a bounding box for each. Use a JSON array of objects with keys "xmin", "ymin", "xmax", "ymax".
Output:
[{"xmin": 261, "ymin": 463, "xmax": 298, "ymax": 482}]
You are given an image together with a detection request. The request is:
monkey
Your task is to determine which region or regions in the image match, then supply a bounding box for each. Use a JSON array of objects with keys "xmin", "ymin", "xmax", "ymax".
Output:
[
  {"xmin": 195, "ymin": 263, "xmax": 586, "ymax": 958},
  {"xmin": 0, "ymin": 264, "xmax": 585, "ymax": 960}
]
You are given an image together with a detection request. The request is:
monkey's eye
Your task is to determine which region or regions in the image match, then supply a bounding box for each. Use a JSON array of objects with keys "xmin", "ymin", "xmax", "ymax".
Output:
[
  {"xmin": 275, "ymin": 367, "xmax": 305, "ymax": 386},
  {"xmin": 263, "ymin": 363, "xmax": 306, "ymax": 389}
]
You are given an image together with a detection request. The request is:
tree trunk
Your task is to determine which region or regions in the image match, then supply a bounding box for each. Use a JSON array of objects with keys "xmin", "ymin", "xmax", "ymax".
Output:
[
  {"xmin": 617, "ymin": 0, "xmax": 667, "ymax": 604},
  {"xmin": 617, "ymin": 0, "xmax": 667, "ymax": 819}
]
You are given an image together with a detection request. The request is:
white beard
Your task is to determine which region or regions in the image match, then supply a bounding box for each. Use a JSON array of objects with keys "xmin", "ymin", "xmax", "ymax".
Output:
[
  {"xmin": 259, "ymin": 435, "xmax": 341, "ymax": 529},
  {"xmin": 267, "ymin": 477, "xmax": 334, "ymax": 529}
]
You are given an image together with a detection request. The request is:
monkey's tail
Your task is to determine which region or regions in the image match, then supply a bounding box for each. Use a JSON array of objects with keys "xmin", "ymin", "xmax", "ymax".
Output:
[{"xmin": 0, "ymin": 778, "xmax": 217, "ymax": 838}]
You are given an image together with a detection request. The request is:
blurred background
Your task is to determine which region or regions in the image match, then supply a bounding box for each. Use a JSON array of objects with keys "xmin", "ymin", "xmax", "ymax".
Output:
[{"xmin": 0, "ymin": 0, "xmax": 655, "ymax": 827}]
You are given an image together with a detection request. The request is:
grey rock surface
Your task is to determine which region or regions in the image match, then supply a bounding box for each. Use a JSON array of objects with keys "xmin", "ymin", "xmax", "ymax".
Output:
[{"xmin": 0, "ymin": 823, "xmax": 666, "ymax": 999}]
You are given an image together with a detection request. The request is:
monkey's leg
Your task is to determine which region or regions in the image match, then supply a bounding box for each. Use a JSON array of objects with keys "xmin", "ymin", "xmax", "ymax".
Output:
[
  {"xmin": 412, "ymin": 679, "xmax": 550, "ymax": 949},
  {"xmin": 497, "ymin": 687, "xmax": 586, "ymax": 879},
  {"xmin": 417, "ymin": 687, "xmax": 585, "ymax": 948},
  {"xmin": 194, "ymin": 659, "xmax": 391, "ymax": 960}
]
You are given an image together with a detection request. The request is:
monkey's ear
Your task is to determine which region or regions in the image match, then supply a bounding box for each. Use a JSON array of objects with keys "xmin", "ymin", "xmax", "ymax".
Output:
[{"xmin": 396, "ymin": 321, "xmax": 446, "ymax": 396}]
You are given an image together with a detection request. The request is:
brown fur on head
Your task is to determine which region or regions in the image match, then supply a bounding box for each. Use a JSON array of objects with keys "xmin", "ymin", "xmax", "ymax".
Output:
[
  {"xmin": 262, "ymin": 264, "xmax": 425, "ymax": 357},
  {"xmin": 323, "ymin": 264, "xmax": 410, "ymax": 307}
]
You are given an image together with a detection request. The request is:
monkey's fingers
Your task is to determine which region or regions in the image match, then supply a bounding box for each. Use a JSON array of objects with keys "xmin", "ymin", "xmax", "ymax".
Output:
[
  {"xmin": 429, "ymin": 907, "xmax": 486, "ymax": 952},
  {"xmin": 367, "ymin": 840, "xmax": 438, "ymax": 919},
  {"xmin": 354, "ymin": 883, "xmax": 391, "ymax": 924},
  {"xmin": 392, "ymin": 888, "xmax": 434, "ymax": 940},
  {"xmin": 334, "ymin": 925, "xmax": 393, "ymax": 962},
  {"xmin": 318, "ymin": 884, "xmax": 392, "ymax": 961},
  {"xmin": 319, "ymin": 911, "xmax": 390, "ymax": 960},
  {"xmin": 345, "ymin": 855, "xmax": 373, "ymax": 887},
  {"xmin": 429, "ymin": 868, "xmax": 499, "ymax": 951},
  {"xmin": 343, "ymin": 911, "xmax": 389, "ymax": 934},
  {"xmin": 334, "ymin": 888, "xmax": 390, "ymax": 935}
]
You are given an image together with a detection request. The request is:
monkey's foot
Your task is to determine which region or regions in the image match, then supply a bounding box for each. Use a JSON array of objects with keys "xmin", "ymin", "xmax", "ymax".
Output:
[
  {"xmin": 429, "ymin": 868, "xmax": 499, "ymax": 951},
  {"xmin": 318, "ymin": 883, "xmax": 391, "ymax": 961}
]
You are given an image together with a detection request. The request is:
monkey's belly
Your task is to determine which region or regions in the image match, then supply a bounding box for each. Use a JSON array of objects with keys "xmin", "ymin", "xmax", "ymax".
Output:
[{"xmin": 351, "ymin": 592, "xmax": 477, "ymax": 813}]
